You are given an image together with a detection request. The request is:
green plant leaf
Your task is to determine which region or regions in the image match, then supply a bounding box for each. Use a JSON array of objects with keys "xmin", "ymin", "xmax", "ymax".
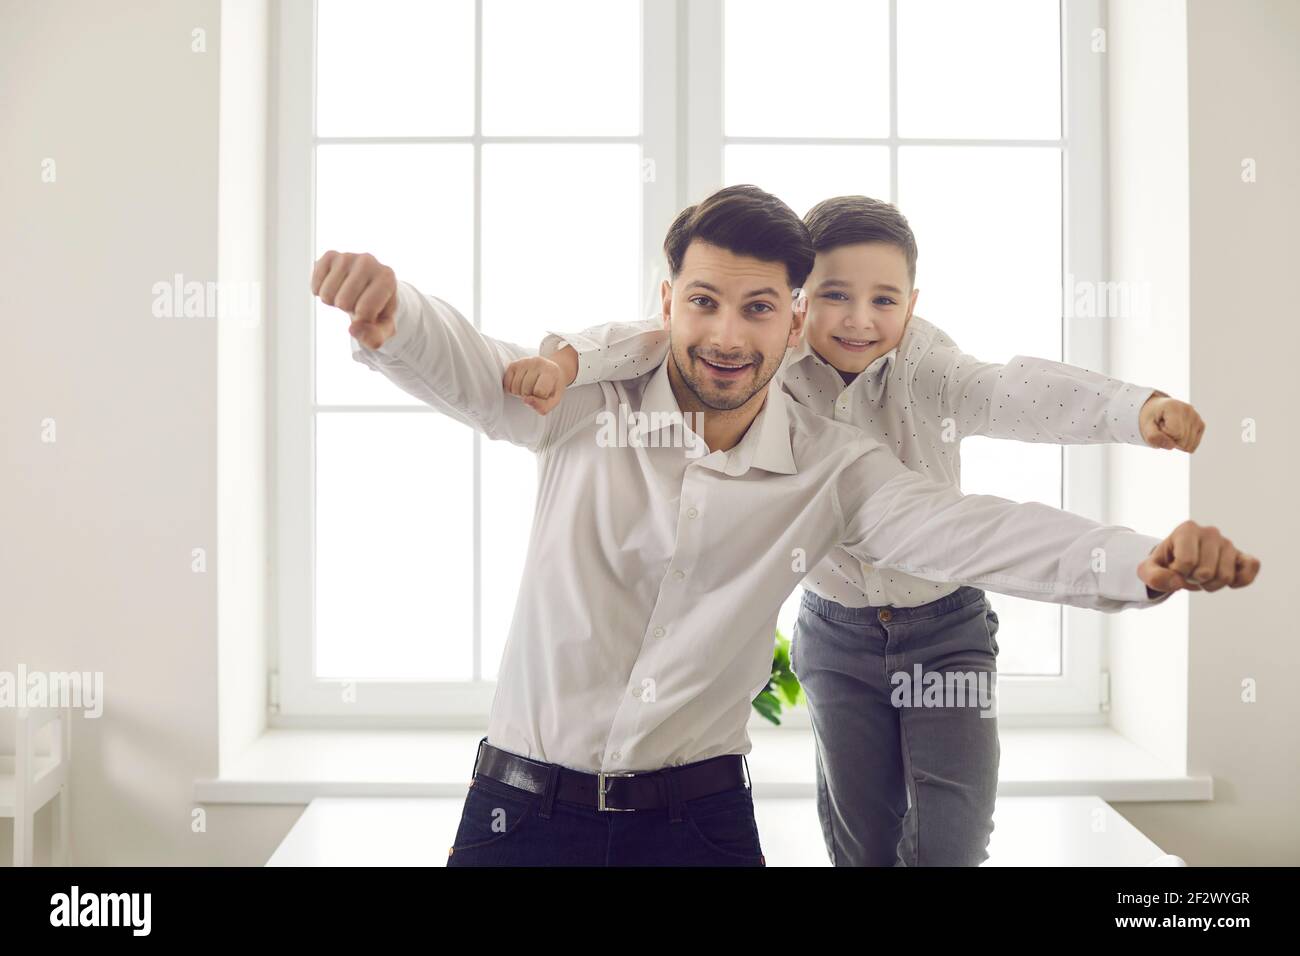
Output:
[
  {"xmin": 750, "ymin": 627, "xmax": 804, "ymax": 722},
  {"xmin": 751, "ymin": 690, "xmax": 782, "ymax": 725}
]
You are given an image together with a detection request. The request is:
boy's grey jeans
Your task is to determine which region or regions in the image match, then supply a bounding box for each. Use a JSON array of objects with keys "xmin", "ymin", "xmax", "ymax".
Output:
[{"xmin": 790, "ymin": 585, "xmax": 1001, "ymax": 866}]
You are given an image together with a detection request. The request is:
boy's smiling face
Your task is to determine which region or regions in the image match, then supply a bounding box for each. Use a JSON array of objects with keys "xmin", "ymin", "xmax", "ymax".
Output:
[{"xmin": 803, "ymin": 241, "xmax": 920, "ymax": 377}]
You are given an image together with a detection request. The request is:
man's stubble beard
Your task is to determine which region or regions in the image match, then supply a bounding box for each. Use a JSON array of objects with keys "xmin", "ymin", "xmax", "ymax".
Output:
[{"xmin": 669, "ymin": 343, "xmax": 785, "ymax": 413}]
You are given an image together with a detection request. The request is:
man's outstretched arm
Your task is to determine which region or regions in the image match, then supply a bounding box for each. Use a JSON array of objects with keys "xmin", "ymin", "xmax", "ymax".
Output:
[
  {"xmin": 312, "ymin": 250, "xmax": 597, "ymax": 452},
  {"xmin": 833, "ymin": 436, "xmax": 1259, "ymax": 611}
]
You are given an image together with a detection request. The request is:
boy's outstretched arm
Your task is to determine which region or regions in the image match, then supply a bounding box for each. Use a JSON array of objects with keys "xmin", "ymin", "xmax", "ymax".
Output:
[
  {"xmin": 833, "ymin": 436, "xmax": 1258, "ymax": 611},
  {"xmin": 503, "ymin": 316, "xmax": 668, "ymax": 415},
  {"xmin": 916, "ymin": 335, "xmax": 1204, "ymax": 452}
]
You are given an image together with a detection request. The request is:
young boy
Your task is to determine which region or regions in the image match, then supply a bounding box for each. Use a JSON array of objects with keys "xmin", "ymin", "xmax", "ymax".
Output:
[{"xmin": 506, "ymin": 194, "xmax": 1205, "ymax": 866}]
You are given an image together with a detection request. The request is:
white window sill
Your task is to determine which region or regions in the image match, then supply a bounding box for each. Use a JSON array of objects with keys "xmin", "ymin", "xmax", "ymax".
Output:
[{"xmin": 194, "ymin": 725, "xmax": 1211, "ymax": 805}]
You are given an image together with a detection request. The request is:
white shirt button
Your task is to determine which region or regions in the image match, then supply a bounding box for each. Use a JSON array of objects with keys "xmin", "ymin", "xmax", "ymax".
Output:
[
  {"xmin": 686, "ymin": 507, "xmax": 699, "ymax": 518},
  {"xmin": 672, "ymin": 569, "xmax": 685, "ymax": 580},
  {"xmin": 653, "ymin": 625, "xmax": 666, "ymax": 638},
  {"xmin": 610, "ymin": 751, "xmax": 621, "ymax": 762}
]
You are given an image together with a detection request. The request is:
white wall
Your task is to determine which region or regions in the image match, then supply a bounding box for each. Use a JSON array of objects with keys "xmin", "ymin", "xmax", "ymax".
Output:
[
  {"xmin": 1105, "ymin": 0, "xmax": 1191, "ymax": 778},
  {"xmin": 0, "ymin": 0, "xmax": 294, "ymax": 865},
  {"xmin": 216, "ymin": 0, "xmax": 271, "ymax": 780},
  {"xmin": 1109, "ymin": 0, "xmax": 1300, "ymax": 865}
]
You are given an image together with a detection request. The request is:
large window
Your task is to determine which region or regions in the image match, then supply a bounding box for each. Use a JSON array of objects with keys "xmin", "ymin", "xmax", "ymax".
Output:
[{"xmin": 274, "ymin": 0, "xmax": 1108, "ymax": 724}]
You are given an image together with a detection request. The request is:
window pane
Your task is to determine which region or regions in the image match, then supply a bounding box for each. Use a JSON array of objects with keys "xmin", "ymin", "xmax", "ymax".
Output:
[
  {"xmin": 315, "ymin": 413, "xmax": 473, "ymax": 681},
  {"xmin": 316, "ymin": 0, "xmax": 475, "ymax": 137},
  {"xmin": 725, "ymin": 0, "xmax": 889, "ymax": 138},
  {"xmin": 482, "ymin": 0, "xmax": 639, "ymax": 135},
  {"xmin": 899, "ymin": 145, "xmax": 1063, "ymax": 676},
  {"xmin": 315, "ymin": 144, "xmax": 473, "ymax": 405},
  {"xmin": 897, "ymin": 146, "xmax": 1061, "ymax": 361},
  {"xmin": 480, "ymin": 440, "xmax": 536, "ymax": 680},
  {"xmin": 897, "ymin": 0, "xmax": 1060, "ymax": 139},
  {"xmin": 960, "ymin": 438, "xmax": 1062, "ymax": 675},
  {"xmin": 979, "ymin": 593, "xmax": 1061, "ymax": 676},
  {"xmin": 725, "ymin": 145, "xmax": 890, "ymax": 218},
  {"xmin": 480, "ymin": 144, "xmax": 641, "ymax": 343}
]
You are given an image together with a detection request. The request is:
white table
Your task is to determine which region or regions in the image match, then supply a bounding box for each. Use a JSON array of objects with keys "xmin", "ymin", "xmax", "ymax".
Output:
[{"xmin": 267, "ymin": 794, "xmax": 1177, "ymax": 866}]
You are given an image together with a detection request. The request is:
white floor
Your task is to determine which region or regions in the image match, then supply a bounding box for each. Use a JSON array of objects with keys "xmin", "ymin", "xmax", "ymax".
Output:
[{"xmin": 267, "ymin": 794, "xmax": 1173, "ymax": 866}]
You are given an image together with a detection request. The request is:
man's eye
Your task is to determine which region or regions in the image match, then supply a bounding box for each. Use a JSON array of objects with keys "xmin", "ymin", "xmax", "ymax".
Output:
[
  {"xmin": 822, "ymin": 292, "xmax": 849, "ymax": 302},
  {"xmin": 689, "ymin": 295, "xmax": 715, "ymax": 308},
  {"xmin": 748, "ymin": 302, "xmax": 774, "ymax": 314}
]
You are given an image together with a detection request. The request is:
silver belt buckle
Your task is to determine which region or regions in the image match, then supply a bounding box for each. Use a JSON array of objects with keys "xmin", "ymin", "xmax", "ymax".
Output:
[{"xmin": 596, "ymin": 770, "xmax": 636, "ymax": 812}]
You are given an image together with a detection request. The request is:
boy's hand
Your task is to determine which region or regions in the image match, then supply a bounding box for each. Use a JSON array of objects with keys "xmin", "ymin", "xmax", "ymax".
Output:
[
  {"xmin": 504, "ymin": 356, "xmax": 568, "ymax": 415},
  {"xmin": 1138, "ymin": 520, "xmax": 1260, "ymax": 595},
  {"xmin": 311, "ymin": 251, "xmax": 398, "ymax": 350},
  {"xmin": 1140, "ymin": 391, "xmax": 1205, "ymax": 452}
]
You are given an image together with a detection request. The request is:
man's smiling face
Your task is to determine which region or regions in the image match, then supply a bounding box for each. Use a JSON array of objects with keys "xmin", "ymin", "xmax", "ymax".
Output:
[
  {"xmin": 804, "ymin": 241, "xmax": 919, "ymax": 375},
  {"xmin": 662, "ymin": 240, "xmax": 803, "ymax": 411}
]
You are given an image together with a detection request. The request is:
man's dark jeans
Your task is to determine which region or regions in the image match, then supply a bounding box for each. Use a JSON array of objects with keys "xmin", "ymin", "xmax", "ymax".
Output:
[{"xmin": 446, "ymin": 748, "xmax": 767, "ymax": 867}]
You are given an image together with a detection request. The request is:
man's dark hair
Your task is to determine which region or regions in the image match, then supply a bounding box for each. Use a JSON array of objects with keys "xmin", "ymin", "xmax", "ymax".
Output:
[
  {"xmin": 664, "ymin": 184, "xmax": 814, "ymax": 288},
  {"xmin": 803, "ymin": 195, "xmax": 919, "ymax": 287}
]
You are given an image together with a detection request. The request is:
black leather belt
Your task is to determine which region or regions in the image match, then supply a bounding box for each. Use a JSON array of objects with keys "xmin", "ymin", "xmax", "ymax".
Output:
[{"xmin": 472, "ymin": 738, "xmax": 750, "ymax": 812}]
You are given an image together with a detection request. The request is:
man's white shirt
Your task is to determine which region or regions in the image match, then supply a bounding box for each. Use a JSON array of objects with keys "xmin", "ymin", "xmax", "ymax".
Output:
[
  {"xmin": 543, "ymin": 314, "xmax": 1158, "ymax": 608},
  {"xmin": 352, "ymin": 281, "xmax": 1167, "ymax": 774}
]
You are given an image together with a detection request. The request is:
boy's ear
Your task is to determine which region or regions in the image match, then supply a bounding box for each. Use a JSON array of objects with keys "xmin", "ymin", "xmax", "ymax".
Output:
[
  {"xmin": 906, "ymin": 287, "xmax": 919, "ymax": 321},
  {"xmin": 660, "ymin": 278, "xmax": 672, "ymax": 330}
]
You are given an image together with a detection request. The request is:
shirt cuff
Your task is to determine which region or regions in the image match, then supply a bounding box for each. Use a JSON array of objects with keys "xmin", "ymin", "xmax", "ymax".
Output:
[
  {"xmin": 540, "ymin": 331, "xmax": 603, "ymax": 387},
  {"xmin": 1107, "ymin": 382, "xmax": 1157, "ymax": 446},
  {"xmin": 350, "ymin": 280, "xmax": 419, "ymax": 364},
  {"xmin": 1098, "ymin": 530, "xmax": 1170, "ymax": 606}
]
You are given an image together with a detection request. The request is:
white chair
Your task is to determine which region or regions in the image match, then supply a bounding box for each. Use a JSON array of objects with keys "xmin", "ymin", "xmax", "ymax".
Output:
[{"xmin": 0, "ymin": 706, "xmax": 72, "ymax": 866}]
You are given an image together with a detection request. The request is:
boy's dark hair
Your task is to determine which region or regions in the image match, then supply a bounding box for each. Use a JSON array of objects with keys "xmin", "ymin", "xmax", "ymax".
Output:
[
  {"xmin": 803, "ymin": 195, "xmax": 919, "ymax": 287},
  {"xmin": 664, "ymin": 184, "xmax": 815, "ymax": 288}
]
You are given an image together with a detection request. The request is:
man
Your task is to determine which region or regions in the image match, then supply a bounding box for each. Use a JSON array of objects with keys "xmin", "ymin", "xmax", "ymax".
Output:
[{"xmin": 312, "ymin": 185, "xmax": 1258, "ymax": 867}]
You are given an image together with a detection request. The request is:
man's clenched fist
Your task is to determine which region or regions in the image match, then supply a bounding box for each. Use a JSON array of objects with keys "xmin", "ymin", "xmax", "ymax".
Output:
[
  {"xmin": 1138, "ymin": 520, "xmax": 1260, "ymax": 595},
  {"xmin": 1139, "ymin": 391, "xmax": 1205, "ymax": 452},
  {"xmin": 311, "ymin": 251, "xmax": 398, "ymax": 350},
  {"xmin": 503, "ymin": 356, "xmax": 568, "ymax": 415}
]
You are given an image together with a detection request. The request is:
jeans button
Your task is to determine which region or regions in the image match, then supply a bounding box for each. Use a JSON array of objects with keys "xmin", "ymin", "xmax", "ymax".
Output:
[{"xmin": 878, "ymin": 608, "xmax": 893, "ymax": 623}]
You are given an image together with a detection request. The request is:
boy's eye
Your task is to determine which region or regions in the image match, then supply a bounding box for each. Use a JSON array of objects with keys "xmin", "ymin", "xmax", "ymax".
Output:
[
  {"xmin": 874, "ymin": 297, "xmax": 897, "ymax": 306},
  {"xmin": 821, "ymin": 291, "xmax": 849, "ymax": 302}
]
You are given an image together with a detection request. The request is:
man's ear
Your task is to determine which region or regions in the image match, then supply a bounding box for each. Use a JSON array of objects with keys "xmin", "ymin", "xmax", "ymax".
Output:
[
  {"xmin": 660, "ymin": 278, "xmax": 672, "ymax": 330},
  {"xmin": 788, "ymin": 288, "xmax": 808, "ymax": 348}
]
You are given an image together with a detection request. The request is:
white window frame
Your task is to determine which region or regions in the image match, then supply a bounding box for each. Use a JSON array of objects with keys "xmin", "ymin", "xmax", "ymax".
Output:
[{"xmin": 271, "ymin": 0, "xmax": 1109, "ymax": 727}]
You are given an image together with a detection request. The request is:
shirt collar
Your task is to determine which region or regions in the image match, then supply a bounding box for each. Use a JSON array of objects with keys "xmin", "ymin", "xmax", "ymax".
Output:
[
  {"xmin": 639, "ymin": 357, "xmax": 797, "ymax": 477},
  {"xmin": 787, "ymin": 335, "xmax": 898, "ymax": 402}
]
